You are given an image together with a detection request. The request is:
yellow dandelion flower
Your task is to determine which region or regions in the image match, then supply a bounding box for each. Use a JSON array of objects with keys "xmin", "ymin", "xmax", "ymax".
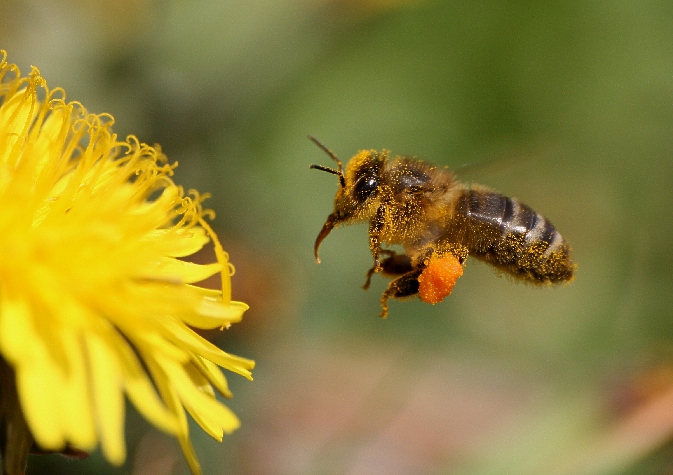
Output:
[{"xmin": 0, "ymin": 51, "xmax": 254, "ymax": 475}]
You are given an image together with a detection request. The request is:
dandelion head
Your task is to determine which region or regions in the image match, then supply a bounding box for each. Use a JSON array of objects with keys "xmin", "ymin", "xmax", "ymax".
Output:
[{"xmin": 0, "ymin": 51, "xmax": 254, "ymax": 474}]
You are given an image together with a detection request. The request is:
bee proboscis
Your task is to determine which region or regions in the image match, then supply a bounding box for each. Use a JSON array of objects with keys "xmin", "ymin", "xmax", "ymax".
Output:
[{"xmin": 309, "ymin": 136, "xmax": 576, "ymax": 318}]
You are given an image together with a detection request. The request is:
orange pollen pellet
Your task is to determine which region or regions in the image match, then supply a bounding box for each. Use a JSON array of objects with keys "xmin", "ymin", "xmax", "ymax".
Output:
[{"xmin": 418, "ymin": 255, "xmax": 464, "ymax": 304}]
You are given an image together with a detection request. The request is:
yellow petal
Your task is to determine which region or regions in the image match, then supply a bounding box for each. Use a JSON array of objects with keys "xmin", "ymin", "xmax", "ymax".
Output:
[
  {"xmin": 143, "ymin": 227, "xmax": 210, "ymax": 258},
  {"xmin": 87, "ymin": 332, "xmax": 126, "ymax": 465},
  {"xmin": 0, "ymin": 292, "xmax": 32, "ymax": 363},
  {"xmin": 162, "ymin": 359, "xmax": 239, "ymax": 439},
  {"xmin": 142, "ymin": 257, "xmax": 221, "ymax": 284},
  {"xmin": 192, "ymin": 356, "xmax": 232, "ymax": 398},
  {"xmin": 158, "ymin": 318, "xmax": 255, "ymax": 379}
]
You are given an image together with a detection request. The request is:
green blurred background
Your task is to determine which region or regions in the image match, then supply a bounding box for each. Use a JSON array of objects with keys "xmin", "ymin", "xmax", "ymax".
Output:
[{"xmin": 3, "ymin": 0, "xmax": 673, "ymax": 474}]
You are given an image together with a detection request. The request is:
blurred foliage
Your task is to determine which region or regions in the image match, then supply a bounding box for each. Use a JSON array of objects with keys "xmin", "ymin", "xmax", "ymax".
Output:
[{"xmin": 2, "ymin": 0, "xmax": 673, "ymax": 474}]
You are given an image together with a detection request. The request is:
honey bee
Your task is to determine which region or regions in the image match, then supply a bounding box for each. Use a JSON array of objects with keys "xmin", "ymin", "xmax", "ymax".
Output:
[{"xmin": 310, "ymin": 136, "xmax": 576, "ymax": 318}]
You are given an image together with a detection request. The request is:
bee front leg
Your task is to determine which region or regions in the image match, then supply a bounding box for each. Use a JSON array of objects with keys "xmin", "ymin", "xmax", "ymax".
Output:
[
  {"xmin": 367, "ymin": 206, "xmax": 387, "ymax": 274},
  {"xmin": 379, "ymin": 268, "xmax": 423, "ymax": 319}
]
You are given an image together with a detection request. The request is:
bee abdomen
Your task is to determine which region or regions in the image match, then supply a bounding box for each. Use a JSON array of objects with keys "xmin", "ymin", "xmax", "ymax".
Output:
[{"xmin": 451, "ymin": 189, "xmax": 575, "ymax": 283}]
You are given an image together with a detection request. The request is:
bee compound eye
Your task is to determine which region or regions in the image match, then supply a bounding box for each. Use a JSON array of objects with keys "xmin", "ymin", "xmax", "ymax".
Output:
[{"xmin": 353, "ymin": 174, "xmax": 378, "ymax": 201}]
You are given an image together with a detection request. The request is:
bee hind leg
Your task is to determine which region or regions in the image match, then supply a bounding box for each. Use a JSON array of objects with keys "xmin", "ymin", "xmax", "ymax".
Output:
[
  {"xmin": 363, "ymin": 251, "xmax": 413, "ymax": 290},
  {"xmin": 379, "ymin": 268, "xmax": 422, "ymax": 318}
]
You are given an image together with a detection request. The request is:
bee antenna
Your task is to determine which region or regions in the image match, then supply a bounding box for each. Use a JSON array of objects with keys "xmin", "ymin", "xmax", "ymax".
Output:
[{"xmin": 308, "ymin": 135, "xmax": 345, "ymax": 188}]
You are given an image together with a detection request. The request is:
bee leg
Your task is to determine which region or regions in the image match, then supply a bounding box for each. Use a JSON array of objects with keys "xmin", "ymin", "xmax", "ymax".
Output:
[
  {"xmin": 367, "ymin": 206, "xmax": 387, "ymax": 273},
  {"xmin": 363, "ymin": 249, "xmax": 390, "ymax": 290},
  {"xmin": 379, "ymin": 269, "xmax": 422, "ymax": 319},
  {"xmin": 363, "ymin": 251, "xmax": 411, "ymax": 290}
]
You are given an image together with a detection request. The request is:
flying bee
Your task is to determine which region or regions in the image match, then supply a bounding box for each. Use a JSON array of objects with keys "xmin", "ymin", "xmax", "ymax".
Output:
[{"xmin": 309, "ymin": 136, "xmax": 576, "ymax": 318}]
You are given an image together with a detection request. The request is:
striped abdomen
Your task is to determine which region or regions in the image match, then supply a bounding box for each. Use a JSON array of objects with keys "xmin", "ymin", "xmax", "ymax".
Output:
[{"xmin": 448, "ymin": 188, "xmax": 575, "ymax": 283}]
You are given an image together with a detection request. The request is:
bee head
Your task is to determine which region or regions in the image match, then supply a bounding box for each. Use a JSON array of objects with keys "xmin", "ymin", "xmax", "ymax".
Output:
[{"xmin": 310, "ymin": 136, "xmax": 385, "ymax": 263}]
